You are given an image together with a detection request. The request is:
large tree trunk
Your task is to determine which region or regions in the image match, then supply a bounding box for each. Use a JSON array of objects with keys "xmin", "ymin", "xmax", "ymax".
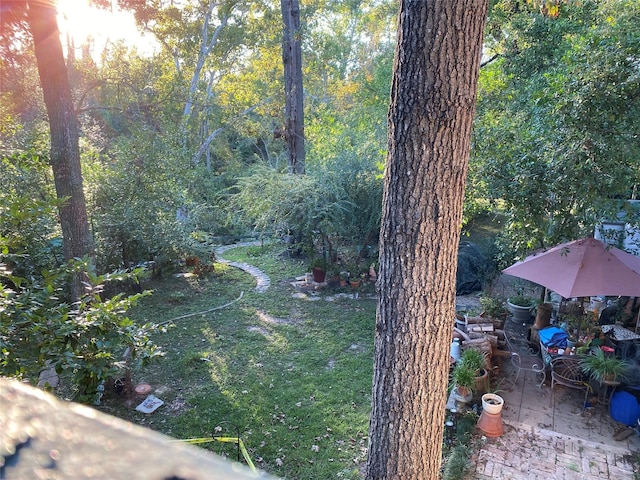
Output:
[
  {"xmin": 366, "ymin": 1, "xmax": 488, "ymax": 478},
  {"xmin": 280, "ymin": 0, "xmax": 305, "ymax": 174},
  {"xmin": 27, "ymin": 1, "xmax": 93, "ymax": 302}
]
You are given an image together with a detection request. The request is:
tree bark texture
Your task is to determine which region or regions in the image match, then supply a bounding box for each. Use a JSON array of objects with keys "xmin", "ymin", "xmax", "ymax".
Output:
[
  {"xmin": 27, "ymin": 1, "xmax": 94, "ymax": 301},
  {"xmin": 280, "ymin": 0, "xmax": 305, "ymax": 174},
  {"xmin": 366, "ymin": 1, "xmax": 488, "ymax": 478}
]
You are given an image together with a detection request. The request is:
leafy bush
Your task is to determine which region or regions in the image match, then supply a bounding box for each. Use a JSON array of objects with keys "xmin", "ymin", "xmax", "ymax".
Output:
[
  {"xmin": 0, "ymin": 152, "xmax": 64, "ymax": 278},
  {"xmin": 0, "ymin": 259, "xmax": 164, "ymax": 402},
  {"xmin": 479, "ymin": 294, "xmax": 507, "ymax": 317},
  {"xmin": 229, "ymin": 165, "xmax": 352, "ymax": 255}
]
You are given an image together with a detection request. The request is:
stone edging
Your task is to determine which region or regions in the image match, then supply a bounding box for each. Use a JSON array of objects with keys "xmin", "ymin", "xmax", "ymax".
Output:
[{"xmin": 214, "ymin": 242, "xmax": 271, "ymax": 293}]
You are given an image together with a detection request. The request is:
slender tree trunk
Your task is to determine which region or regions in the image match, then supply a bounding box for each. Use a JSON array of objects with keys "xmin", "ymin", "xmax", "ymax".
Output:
[
  {"xmin": 27, "ymin": 1, "xmax": 94, "ymax": 302},
  {"xmin": 281, "ymin": 0, "xmax": 305, "ymax": 174},
  {"xmin": 366, "ymin": 1, "xmax": 488, "ymax": 478}
]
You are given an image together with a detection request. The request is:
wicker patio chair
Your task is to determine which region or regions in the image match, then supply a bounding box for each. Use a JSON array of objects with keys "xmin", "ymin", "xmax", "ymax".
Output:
[
  {"xmin": 550, "ymin": 356, "xmax": 590, "ymax": 410},
  {"xmin": 505, "ymin": 329, "xmax": 546, "ymax": 388}
]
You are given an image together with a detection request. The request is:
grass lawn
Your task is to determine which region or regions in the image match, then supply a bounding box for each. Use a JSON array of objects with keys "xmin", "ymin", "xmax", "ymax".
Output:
[{"xmin": 102, "ymin": 242, "xmax": 377, "ymax": 479}]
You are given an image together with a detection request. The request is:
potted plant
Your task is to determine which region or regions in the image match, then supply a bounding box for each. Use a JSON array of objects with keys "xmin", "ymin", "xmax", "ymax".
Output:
[
  {"xmin": 309, "ymin": 257, "xmax": 328, "ymax": 283},
  {"xmin": 581, "ymin": 348, "xmax": 629, "ymax": 383},
  {"xmin": 347, "ymin": 263, "xmax": 362, "ymax": 288},
  {"xmin": 481, "ymin": 393, "xmax": 505, "ymax": 415},
  {"xmin": 479, "ymin": 294, "xmax": 508, "ymax": 319},
  {"xmin": 460, "ymin": 348, "xmax": 489, "ymax": 395},
  {"xmin": 451, "ymin": 364, "xmax": 475, "ymax": 403},
  {"xmin": 326, "ymin": 266, "xmax": 341, "ymax": 287},
  {"xmin": 507, "ymin": 295, "xmax": 536, "ymax": 323}
]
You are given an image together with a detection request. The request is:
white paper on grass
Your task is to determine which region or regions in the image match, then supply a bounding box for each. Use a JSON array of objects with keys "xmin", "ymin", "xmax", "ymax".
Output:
[{"xmin": 136, "ymin": 394, "xmax": 164, "ymax": 413}]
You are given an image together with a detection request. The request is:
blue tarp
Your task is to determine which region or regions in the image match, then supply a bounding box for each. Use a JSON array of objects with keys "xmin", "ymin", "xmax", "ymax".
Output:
[{"xmin": 538, "ymin": 326, "xmax": 569, "ymax": 348}]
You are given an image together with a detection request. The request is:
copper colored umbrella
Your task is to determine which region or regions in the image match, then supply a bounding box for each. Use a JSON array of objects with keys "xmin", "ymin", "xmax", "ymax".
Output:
[{"xmin": 502, "ymin": 237, "xmax": 640, "ymax": 298}]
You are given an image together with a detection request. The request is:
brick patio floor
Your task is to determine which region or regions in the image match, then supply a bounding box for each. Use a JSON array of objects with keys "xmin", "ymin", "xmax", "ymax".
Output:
[{"xmin": 465, "ymin": 320, "xmax": 640, "ymax": 479}]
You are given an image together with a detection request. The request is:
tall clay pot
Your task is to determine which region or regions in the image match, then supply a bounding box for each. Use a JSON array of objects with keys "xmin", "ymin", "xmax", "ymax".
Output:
[
  {"xmin": 534, "ymin": 303, "xmax": 553, "ymax": 330},
  {"xmin": 475, "ymin": 368, "xmax": 490, "ymax": 395},
  {"xmin": 312, "ymin": 267, "xmax": 326, "ymax": 283}
]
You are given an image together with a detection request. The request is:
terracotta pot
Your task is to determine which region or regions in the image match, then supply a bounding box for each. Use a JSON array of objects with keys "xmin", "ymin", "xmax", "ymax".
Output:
[
  {"xmin": 312, "ymin": 267, "xmax": 326, "ymax": 283},
  {"xmin": 185, "ymin": 256, "xmax": 200, "ymax": 266},
  {"xmin": 349, "ymin": 279, "xmax": 361, "ymax": 288},
  {"xmin": 534, "ymin": 303, "xmax": 553, "ymax": 330},
  {"xmin": 453, "ymin": 386, "xmax": 473, "ymax": 404}
]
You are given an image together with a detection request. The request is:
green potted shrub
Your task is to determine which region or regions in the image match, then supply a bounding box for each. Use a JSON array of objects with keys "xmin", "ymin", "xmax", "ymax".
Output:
[
  {"xmin": 507, "ymin": 295, "xmax": 536, "ymax": 322},
  {"xmin": 581, "ymin": 348, "xmax": 629, "ymax": 383},
  {"xmin": 325, "ymin": 266, "xmax": 341, "ymax": 286},
  {"xmin": 479, "ymin": 294, "xmax": 507, "ymax": 319},
  {"xmin": 347, "ymin": 263, "xmax": 363, "ymax": 288},
  {"xmin": 451, "ymin": 364, "xmax": 475, "ymax": 402},
  {"xmin": 309, "ymin": 257, "xmax": 328, "ymax": 283},
  {"xmin": 460, "ymin": 348, "xmax": 489, "ymax": 394}
]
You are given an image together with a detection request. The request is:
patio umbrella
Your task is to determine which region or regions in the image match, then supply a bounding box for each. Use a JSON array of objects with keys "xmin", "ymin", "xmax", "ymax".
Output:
[{"xmin": 502, "ymin": 237, "xmax": 640, "ymax": 299}]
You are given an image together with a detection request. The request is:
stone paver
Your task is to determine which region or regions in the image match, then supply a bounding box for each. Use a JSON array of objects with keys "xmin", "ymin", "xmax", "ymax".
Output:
[{"xmin": 214, "ymin": 241, "xmax": 271, "ymax": 293}]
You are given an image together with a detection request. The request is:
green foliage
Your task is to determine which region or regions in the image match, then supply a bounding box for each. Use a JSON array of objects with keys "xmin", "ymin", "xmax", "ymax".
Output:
[
  {"xmin": 0, "ymin": 150, "xmax": 64, "ymax": 277},
  {"xmin": 581, "ymin": 348, "xmax": 629, "ymax": 383},
  {"xmin": 459, "ymin": 348, "xmax": 486, "ymax": 375},
  {"xmin": 84, "ymin": 132, "xmax": 219, "ymax": 272},
  {"xmin": 0, "ymin": 258, "xmax": 163, "ymax": 402},
  {"xmin": 229, "ymin": 165, "xmax": 354, "ymax": 250},
  {"xmin": 309, "ymin": 256, "xmax": 328, "ymax": 270},
  {"xmin": 451, "ymin": 363, "xmax": 476, "ymax": 392},
  {"xmin": 442, "ymin": 444, "xmax": 472, "ymax": 480},
  {"xmin": 479, "ymin": 294, "xmax": 507, "ymax": 318},
  {"xmin": 507, "ymin": 295, "xmax": 536, "ymax": 307},
  {"xmin": 473, "ymin": 0, "xmax": 640, "ymax": 258}
]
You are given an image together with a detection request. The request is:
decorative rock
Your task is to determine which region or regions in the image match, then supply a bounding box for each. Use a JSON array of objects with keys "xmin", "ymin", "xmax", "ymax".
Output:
[
  {"xmin": 37, "ymin": 360, "xmax": 59, "ymax": 389},
  {"xmin": 214, "ymin": 242, "xmax": 271, "ymax": 293}
]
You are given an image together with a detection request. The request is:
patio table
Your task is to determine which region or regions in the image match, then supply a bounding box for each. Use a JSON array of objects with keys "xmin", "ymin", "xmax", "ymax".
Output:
[
  {"xmin": 601, "ymin": 324, "xmax": 640, "ymax": 341},
  {"xmin": 601, "ymin": 324, "xmax": 640, "ymax": 361}
]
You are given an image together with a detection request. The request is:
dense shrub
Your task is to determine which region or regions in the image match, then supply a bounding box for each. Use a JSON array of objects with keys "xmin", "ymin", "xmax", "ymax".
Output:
[{"xmin": 0, "ymin": 259, "xmax": 163, "ymax": 402}]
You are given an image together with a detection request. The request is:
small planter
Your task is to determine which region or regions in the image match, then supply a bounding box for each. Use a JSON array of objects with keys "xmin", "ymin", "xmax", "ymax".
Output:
[
  {"xmin": 482, "ymin": 393, "xmax": 504, "ymax": 415},
  {"xmin": 475, "ymin": 368, "xmax": 490, "ymax": 395},
  {"xmin": 349, "ymin": 279, "xmax": 361, "ymax": 289},
  {"xmin": 312, "ymin": 267, "xmax": 326, "ymax": 283},
  {"xmin": 453, "ymin": 386, "xmax": 473, "ymax": 404},
  {"xmin": 185, "ymin": 256, "xmax": 200, "ymax": 267}
]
